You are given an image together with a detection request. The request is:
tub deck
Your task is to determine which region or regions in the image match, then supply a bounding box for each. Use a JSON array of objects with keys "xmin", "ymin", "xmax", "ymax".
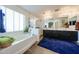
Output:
[{"xmin": 0, "ymin": 31, "xmax": 37, "ymax": 54}]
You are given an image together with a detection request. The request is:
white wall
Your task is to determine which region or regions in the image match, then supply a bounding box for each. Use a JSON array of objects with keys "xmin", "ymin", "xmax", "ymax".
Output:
[{"xmin": 55, "ymin": 6, "xmax": 79, "ymax": 18}]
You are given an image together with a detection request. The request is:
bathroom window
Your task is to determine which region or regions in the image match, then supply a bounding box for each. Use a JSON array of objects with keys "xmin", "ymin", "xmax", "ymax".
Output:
[
  {"xmin": 6, "ymin": 8, "xmax": 14, "ymax": 32},
  {"xmin": 0, "ymin": 6, "xmax": 25, "ymax": 32}
]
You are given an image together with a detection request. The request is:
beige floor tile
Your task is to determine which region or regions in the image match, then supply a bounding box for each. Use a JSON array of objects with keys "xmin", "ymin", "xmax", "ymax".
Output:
[{"xmin": 24, "ymin": 44, "xmax": 57, "ymax": 54}]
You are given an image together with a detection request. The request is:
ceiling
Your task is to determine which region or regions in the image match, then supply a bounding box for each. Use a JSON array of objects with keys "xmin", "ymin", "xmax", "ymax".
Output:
[{"xmin": 20, "ymin": 5, "xmax": 64, "ymax": 17}]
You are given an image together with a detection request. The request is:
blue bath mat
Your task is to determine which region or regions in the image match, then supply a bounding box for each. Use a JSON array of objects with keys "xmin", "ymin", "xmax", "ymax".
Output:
[{"xmin": 38, "ymin": 38, "xmax": 79, "ymax": 54}]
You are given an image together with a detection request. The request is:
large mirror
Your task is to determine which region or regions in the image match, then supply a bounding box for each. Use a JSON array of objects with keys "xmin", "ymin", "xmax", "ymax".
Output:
[
  {"xmin": 44, "ymin": 16, "xmax": 77, "ymax": 30},
  {"xmin": 44, "ymin": 17, "xmax": 69, "ymax": 29}
]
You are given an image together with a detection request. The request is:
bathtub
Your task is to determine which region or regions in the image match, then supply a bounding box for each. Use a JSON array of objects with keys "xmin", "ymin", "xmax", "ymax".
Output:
[{"xmin": 0, "ymin": 31, "xmax": 37, "ymax": 54}]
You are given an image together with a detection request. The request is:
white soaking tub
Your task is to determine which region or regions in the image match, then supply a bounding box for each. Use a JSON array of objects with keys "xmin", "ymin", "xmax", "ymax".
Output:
[{"xmin": 0, "ymin": 31, "xmax": 37, "ymax": 54}]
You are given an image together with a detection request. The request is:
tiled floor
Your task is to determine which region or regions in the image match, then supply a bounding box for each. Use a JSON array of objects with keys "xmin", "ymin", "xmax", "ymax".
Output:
[{"xmin": 24, "ymin": 43, "xmax": 57, "ymax": 54}]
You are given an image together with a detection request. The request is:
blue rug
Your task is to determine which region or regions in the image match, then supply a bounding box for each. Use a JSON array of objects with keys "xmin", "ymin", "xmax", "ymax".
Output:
[{"xmin": 38, "ymin": 38, "xmax": 79, "ymax": 54}]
